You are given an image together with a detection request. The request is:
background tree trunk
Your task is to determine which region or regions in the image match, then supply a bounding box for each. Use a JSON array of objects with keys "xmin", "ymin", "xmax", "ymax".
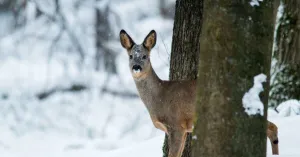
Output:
[
  {"xmin": 192, "ymin": 1, "xmax": 275, "ymax": 157},
  {"xmin": 269, "ymin": 0, "xmax": 300, "ymax": 108},
  {"xmin": 0, "ymin": 0, "xmax": 27, "ymax": 37},
  {"xmin": 12, "ymin": 0, "xmax": 27, "ymax": 28},
  {"xmin": 159, "ymin": 0, "xmax": 175, "ymax": 19},
  {"xmin": 162, "ymin": 0, "xmax": 203, "ymax": 157},
  {"xmin": 95, "ymin": 0, "xmax": 117, "ymax": 73}
]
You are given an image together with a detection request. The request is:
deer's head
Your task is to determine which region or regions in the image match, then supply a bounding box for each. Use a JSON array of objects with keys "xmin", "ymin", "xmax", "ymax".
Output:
[{"xmin": 120, "ymin": 30, "xmax": 156, "ymax": 80}]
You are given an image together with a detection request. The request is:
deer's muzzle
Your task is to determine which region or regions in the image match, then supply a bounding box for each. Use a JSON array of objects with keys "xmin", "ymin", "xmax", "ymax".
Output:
[{"xmin": 132, "ymin": 65, "xmax": 142, "ymax": 73}]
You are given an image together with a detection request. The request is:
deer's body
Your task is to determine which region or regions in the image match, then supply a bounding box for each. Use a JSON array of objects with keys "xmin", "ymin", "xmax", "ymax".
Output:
[
  {"xmin": 135, "ymin": 66, "xmax": 196, "ymax": 133},
  {"xmin": 120, "ymin": 30, "xmax": 279, "ymax": 157}
]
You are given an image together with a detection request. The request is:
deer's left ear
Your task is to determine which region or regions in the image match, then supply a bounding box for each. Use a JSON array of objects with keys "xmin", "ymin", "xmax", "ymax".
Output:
[
  {"xmin": 143, "ymin": 30, "xmax": 156, "ymax": 50},
  {"xmin": 120, "ymin": 29, "xmax": 135, "ymax": 50}
]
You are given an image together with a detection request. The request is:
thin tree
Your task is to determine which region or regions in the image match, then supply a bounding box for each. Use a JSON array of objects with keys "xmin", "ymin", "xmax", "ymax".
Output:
[
  {"xmin": 269, "ymin": 0, "xmax": 300, "ymax": 108},
  {"xmin": 163, "ymin": 0, "xmax": 203, "ymax": 157},
  {"xmin": 0, "ymin": 0, "xmax": 27, "ymax": 36},
  {"xmin": 192, "ymin": 1, "xmax": 275, "ymax": 157}
]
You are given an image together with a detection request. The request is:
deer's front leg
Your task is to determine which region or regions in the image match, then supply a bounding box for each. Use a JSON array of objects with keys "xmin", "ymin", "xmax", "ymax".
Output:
[
  {"xmin": 150, "ymin": 116, "xmax": 168, "ymax": 134},
  {"xmin": 153, "ymin": 121, "xmax": 168, "ymax": 134},
  {"xmin": 168, "ymin": 130, "xmax": 187, "ymax": 157},
  {"xmin": 267, "ymin": 121, "xmax": 279, "ymax": 155}
]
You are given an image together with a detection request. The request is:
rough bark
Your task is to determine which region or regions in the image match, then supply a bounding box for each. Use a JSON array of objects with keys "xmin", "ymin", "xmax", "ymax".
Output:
[
  {"xmin": 163, "ymin": 0, "xmax": 203, "ymax": 157},
  {"xmin": 269, "ymin": 0, "xmax": 300, "ymax": 107},
  {"xmin": 192, "ymin": 1, "xmax": 275, "ymax": 157}
]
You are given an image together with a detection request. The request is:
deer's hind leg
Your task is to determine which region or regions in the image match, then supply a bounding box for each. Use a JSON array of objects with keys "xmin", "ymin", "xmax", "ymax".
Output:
[
  {"xmin": 267, "ymin": 121, "xmax": 279, "ymax": 155},
  {"xmin": 183, "ymin": 119, "xmax": 194, "ymax": 132},
  {"xmin": 168, "ymin": 130, "xmax": 187, "ymax": 157}
]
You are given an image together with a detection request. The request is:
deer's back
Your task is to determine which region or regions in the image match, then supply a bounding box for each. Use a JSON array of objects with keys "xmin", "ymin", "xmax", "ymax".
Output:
[{"xmin": 145, "ymin": 80, "xmax": 197, "ymax": 128}]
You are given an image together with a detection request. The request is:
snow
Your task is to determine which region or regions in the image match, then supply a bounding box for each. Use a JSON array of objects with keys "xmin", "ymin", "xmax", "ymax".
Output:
[
  {"xmin": 277, "ymin": 100, "xmax": 300, "ymax": 117},
  {"xmin": 192, "ymin": 135, "xmax": 197, "ymax": 140},
  {"xmin": 0, "ymin": 0, "xmax": 172, "ymax": 153},
  {"xmin": 1, "ymin": 114, "xmax": 299, "ymax": 157},
  {"xmin": 242, "ymin": 74, "xmax": 266, "ymax": 116},
  {"xmin": 266, "ymin": 116, "xmax": 300, "ymax": 157},
  {"xmin": 102, "ymin": 113, "xmax": 300, "ymax": 157},
  {"xmin": 272, "ymin": 1, "xmax": 284, "ymax": 55},
  {"xmin": 250, "ymin": 0, "xmax": 264, "ymax": 7}
]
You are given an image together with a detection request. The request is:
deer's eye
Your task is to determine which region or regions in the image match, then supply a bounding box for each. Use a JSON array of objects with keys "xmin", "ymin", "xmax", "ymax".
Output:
[
  {"xmin": 142, "ymin": 55, "xmax": 147, "ymax": 59},
  {"xmin": 129, "ymin": 55, "xmax": 133, "ymax": 59}
]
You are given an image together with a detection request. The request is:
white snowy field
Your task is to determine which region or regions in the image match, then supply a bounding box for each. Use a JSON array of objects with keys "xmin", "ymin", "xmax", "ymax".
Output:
[
  {"xmin": 103, "ymin": 113, "xmax": 300, "ymax": 157},
  {"xmin": 1, "ymin": 113, "xmax": 299, "ymax": 157}
]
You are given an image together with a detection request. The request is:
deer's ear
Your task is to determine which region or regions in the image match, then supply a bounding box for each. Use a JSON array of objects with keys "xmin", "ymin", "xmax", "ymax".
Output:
[
  {"xmin": 120, "ymin": 30, "xmax": 135, "ymax": 50},
  {"xmin": 143, "ymin": 30, "xmax": 156, "ymax": 50}
]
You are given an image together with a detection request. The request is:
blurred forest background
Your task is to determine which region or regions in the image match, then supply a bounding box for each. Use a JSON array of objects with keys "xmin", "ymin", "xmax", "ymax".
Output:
[
  {"xmin": 0, "ymin": 0, "xmax": 175, "ymax": 151},
  {"xmin": 0, "ymin": 0, "xmax": 299, "ymax": 154}
]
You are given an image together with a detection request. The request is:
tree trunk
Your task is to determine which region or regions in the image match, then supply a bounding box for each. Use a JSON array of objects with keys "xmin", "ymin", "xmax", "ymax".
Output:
[
  {"xmin": 192, "ymin": 1, "xmax": 275, "ymax": 157},
  {"xmin": 163, "ymin": 0, "xmax": 203, "ymax": 157},
  {"xmin": 12, "ymin": 0, "xmax": 27, "ymax": 28},
  {"xmin": 95, "ymin": 1, "xmax": 117, "ymax": 73},
  {"xmin": 269, "ymin": 0, "xmax": 300, "ymax": 108},
  {"xmin": 0, "ymin": 0, "xmax": 26, "ymax": 37}
]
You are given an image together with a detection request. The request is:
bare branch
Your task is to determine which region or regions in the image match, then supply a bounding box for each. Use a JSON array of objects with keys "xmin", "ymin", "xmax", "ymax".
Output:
[
  {"xmin": 101, "ymin": 87, "xmax": 139, "ymax": 98},
  {"xmin": 31, "ymin": 0, "xmax": 86, "ymax": 62}
]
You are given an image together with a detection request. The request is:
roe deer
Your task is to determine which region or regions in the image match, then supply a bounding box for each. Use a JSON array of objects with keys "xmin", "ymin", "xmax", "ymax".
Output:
[{"xmin": 119, "ymin": 29, "xmax": 279, "ymax": 157}]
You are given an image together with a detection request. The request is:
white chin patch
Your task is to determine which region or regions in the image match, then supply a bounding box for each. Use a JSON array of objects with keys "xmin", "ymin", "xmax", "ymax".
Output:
[{"xmin": 133, "ymin": 69, "xmax": 141, "ymax": 73}]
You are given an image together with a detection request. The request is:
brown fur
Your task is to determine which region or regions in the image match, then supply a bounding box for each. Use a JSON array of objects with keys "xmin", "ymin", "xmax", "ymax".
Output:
[
  {"xmin": 120, "ymin": 29, "xmax": 279, "ymax": 157},
  {"xmin": 267, "ymin": 121, "xmax": 279, "ymax": 155}
]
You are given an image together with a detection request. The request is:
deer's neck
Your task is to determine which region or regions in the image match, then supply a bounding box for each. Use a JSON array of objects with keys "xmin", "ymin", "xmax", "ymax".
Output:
[{"xmin": 134, "ymin": 65, "xmax": 162, "ymax": 102}]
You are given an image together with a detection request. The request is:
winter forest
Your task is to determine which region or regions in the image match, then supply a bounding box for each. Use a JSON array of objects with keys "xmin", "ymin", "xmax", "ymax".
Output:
[{"xmin": 0, "ymin": 0, "xmax": 299, "ymax": 157}]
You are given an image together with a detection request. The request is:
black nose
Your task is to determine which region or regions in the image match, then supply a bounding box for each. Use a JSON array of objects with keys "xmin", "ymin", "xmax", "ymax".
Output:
[{"xmin": 132, "ymin": 65, "xmax": 142, "ymax": 71}]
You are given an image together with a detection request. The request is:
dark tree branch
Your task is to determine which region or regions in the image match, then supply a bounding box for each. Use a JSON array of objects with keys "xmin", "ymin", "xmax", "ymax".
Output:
[
  {"xmin": 37, "ymin": 84, "xmax": 87, "ymax": 100},
  {"xmin": 101, "ymin": 87, "xmax": 139, "ymax": 98},
  {"xmin": 37, "ymin": 84, "xmax": 138, "ymax": 100}
]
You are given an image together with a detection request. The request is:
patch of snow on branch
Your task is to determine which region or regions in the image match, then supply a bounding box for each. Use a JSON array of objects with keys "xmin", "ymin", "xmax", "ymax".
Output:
[
  {"xmin": 242, "ymin": 74, "xmax": 267, "ymax": 116},
  {"xmin": 250, "ymin": 0, "xmax": 263, "ymax": 6},
  {"xmin": 277, "ymin": 99, "xmax": 300, "ymax": 117},
  {"xmin": 272, "ymin": 1, "xmax": 284, "ymax": 55}
]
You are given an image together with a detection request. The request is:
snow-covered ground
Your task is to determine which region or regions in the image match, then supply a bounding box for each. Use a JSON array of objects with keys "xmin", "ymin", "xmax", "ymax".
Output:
[
  {"xmin": 1, "ymin": 112, "xmax": 299, "ymax": 157},
  {"xmin": 104, "ymin": 114, "xmax": 300, "ymax": 157}
]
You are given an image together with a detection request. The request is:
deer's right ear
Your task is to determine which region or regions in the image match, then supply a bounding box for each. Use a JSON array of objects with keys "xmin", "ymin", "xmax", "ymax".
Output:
[
  {"xmin": 143, "ymin": 30, "xmax": 156, "ymax": 50},
  {"xmin": 120, "ymin": 30, "xmax": 135, "ymax": 50}
]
